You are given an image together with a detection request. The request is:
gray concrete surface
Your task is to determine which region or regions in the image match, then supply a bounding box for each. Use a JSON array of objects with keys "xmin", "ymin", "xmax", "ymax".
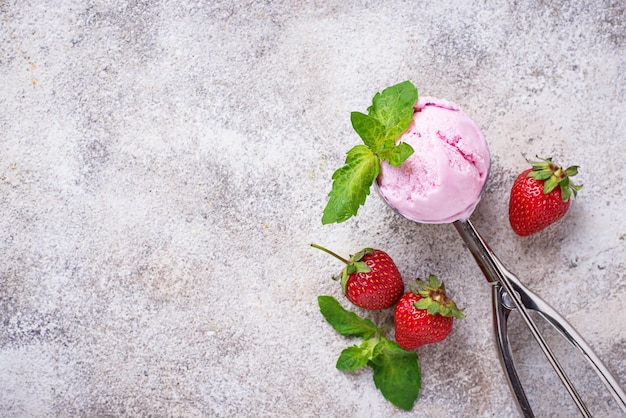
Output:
[{"xmin": 1, "ymin": 1, "xmax": 625, "ymax": 416}]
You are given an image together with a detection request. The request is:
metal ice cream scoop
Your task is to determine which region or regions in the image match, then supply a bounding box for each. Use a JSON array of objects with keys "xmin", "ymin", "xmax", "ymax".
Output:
[{"xmin": 376, "ymin": 184, "xmax": 626, "ymax": 417}]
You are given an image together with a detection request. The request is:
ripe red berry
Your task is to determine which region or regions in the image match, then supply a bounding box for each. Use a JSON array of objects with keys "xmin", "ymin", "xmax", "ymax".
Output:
[
  {"xmin": 311, "ymin": 244, "xmax": 404, "ymax": 310},
  {"xmin": 508, "ymin": 157, "xmax": 582, "ymax": 236},
  {"xmin": 394, "ymin": 275, "xmax": 464, "ymax": 350}
]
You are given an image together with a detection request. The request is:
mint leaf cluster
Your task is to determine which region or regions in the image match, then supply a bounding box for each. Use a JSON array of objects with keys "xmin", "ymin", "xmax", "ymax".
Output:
[
  {"xmin": 322, "ymin": 81, "xmax": 418, "ymax": 224},
  {"xmin": 318, "ymin": 296, "xmax": 421, "ymax": 411}
]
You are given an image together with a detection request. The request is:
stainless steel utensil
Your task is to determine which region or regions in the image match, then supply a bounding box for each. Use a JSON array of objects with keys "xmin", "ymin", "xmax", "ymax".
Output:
[{"xmin": 454, "ymin": 219, "xmax": 626, "ymax": 417}]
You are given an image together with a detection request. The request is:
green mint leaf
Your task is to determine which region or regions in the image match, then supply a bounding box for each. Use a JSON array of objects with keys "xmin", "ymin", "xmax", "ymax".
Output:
[
  {"xmin": 336, "ymin": 339, "xmax": 378, "ymax": 370},
  {"xmin": 369, "ymin": 339, "xmax": 421, "ymax": 411},
  {"xmin": 318, "ymin": 296, "xmax": 378, "ymax": 338},
  {"xmin": 337, "ymin": 345, "xmax": 370, "ymax": 370},
  {"xmin": 351, "ymin": 112, "xmax": 386, "ymax": 150},
  {"xmin": 378, "ymin": 142, "xmax": 414, "ymax": 167},
  {"xmin": 321, "ymin": 81, "xmax": 417, "ymax": 224},
  {"xmin": 367, "ymin": 80, "xmax": 418, "ymax": 141},
  {"xmin": 322, "ymin": 145, "xmax": 380, "ymax": 224}
]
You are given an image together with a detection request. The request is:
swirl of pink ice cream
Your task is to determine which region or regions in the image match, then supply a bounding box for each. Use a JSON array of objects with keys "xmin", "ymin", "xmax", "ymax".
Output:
[{"xmin": 376, "ymin": 96, "xmax": 490, "ymax": 223}]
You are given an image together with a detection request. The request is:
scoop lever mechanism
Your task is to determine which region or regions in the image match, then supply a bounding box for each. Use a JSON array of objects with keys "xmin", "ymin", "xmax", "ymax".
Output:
[{"xmin": 454, "ymin": 219, "xmax": 626, "ymax": 417}]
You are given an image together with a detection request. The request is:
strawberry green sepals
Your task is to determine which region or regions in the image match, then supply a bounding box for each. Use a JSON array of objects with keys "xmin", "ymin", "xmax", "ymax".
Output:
[
  {"xmin": 310, "ymin": 244, "xmax": 373, "ymax": 294},
  {"xmin": 411, "ymin": 275, "xmax": 465, "ymax": 320},
  {"xmin": 318, "ymin": 296, "xmax": 421, "ymax": 411},
  {"xmin": 526, "ymin": 156, "xmax": 583, "ymax": 202},
  {"xmin": 322, "ymin": 81, "xmax": 418, "ymax": 224}
]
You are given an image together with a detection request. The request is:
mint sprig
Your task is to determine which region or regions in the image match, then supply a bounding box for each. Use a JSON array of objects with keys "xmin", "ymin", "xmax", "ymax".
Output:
[
  {"xmin": 370, "ymin": 339, "xmax": 422, "ymax": 411},
  {"xmin": 318, "ymin": 295, "xmax": 378, "ymax": 338},
  {"xmin": 322, "ymin": 81, "xmax": 418, "ymax": 224},
  {"xmin": 318, "ymin": 296, "xmax": 421, "ymax": 411}
]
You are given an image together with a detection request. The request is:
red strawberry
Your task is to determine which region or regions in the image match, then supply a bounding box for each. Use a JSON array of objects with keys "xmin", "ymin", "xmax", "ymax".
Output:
[
  {"xmin": 508, "ymin": 157, "xmax": 582, "ymax": 236},
  {"xmin": 394, "ymin": 275, "xmax": 465, "ymax": 350},
  {"xmin": 311, "ymin": 244, "xmax": 404, "ymax": 310}
]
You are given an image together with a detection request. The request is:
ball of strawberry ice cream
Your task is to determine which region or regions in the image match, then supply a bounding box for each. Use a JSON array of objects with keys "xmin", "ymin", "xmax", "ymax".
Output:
[{"xmin": 376, "ymin": 97, "xmax": 490, "ymax": 223}]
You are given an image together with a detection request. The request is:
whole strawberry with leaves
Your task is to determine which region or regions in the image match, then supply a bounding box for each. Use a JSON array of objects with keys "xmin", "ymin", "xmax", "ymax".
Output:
[
  {"xmin": 394, "ymin": 275, "xmax": 465, "ymax": 350},
  {"xmin": 311, "ymin": 244, "xmax": 404, "ymax": 310},
  {"xmin": 508, "ymin": 157, "xmax": 582, "ymax": 236}
]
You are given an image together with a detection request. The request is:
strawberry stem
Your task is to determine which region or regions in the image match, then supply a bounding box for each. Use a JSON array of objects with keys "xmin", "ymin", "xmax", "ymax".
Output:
[
  {"xmin": 411, "ymin": 275, "xmax": 465, "ymax": 320},
  {"xmin": 310, "ymin": 243, "xmax": 350, "ymax": 265},
  {"xmin": 526, "ymin": 156, "xmax": 582, "ymax": 202}
]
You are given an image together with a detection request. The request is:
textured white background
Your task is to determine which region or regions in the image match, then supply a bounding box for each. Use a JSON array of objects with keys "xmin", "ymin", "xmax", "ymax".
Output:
[{"xmin": 1, "ymin": 1, "xmax": 625, "ymax": 416}]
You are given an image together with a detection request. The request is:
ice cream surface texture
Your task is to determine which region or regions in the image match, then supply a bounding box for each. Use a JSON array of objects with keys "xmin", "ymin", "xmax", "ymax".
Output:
[{"xmin": 377, "ymin": 97, "xmax": 490, "ymax": 223}]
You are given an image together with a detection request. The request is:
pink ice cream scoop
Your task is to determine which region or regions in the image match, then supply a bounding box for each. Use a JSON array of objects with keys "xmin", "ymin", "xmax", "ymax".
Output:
[{"xmin": 376, "ymin": 96, "xmax": 490, "ymax": 223}]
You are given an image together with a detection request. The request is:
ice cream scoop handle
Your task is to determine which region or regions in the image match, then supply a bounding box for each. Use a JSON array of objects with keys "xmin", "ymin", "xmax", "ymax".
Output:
[
  {"xmin": 492, "ymin": 284, "xmax": 535, "ymax": 417},
  {"xmin": 500, "ymin": 261, "xmax": 626, "ymax": 415},
  {"xmin": 455, "ymin": 220, "xmax": 626, "ymax": 413},
  {"xmin": 453, "ymin": 220, "xmax": 600, "ymax": 417}
]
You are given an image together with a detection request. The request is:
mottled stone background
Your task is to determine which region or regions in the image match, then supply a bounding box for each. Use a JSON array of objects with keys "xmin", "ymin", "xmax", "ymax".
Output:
[{"xmin": 1, "ymin": 1, "xmax": 624, "ymax": 416}]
